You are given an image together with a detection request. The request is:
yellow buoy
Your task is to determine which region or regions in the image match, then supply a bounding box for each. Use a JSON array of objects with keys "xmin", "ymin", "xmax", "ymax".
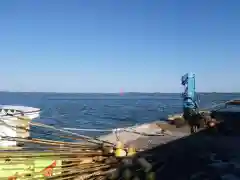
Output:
[
  {"xmin": 114, "ymin": 141, "xmax": 126, "ymax": 157},
  {"xmin": 127, "ymin": 146, "xmax": 136, "ymax": 157}
]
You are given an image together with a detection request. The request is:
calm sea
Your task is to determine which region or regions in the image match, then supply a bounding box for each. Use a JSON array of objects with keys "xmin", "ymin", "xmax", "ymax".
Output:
[{"xmin": 0, "ymin": 92, "xmax": 239, "ymax": 141}]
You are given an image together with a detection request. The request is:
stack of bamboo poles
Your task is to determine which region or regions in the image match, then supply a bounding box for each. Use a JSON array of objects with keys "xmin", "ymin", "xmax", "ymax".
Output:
[
  {"xmin": 0, "ymin": 113, "xmax": 160, "ymax": 180},
  {"xmin": 0, "ymin": 114, "xmax": 126, "ymax": 180},
  {"xmin": 0, "ymin": 142, "xmax": 122, "ymax": 180}
]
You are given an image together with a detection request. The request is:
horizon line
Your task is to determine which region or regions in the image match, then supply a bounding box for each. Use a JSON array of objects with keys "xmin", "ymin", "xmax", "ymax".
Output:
[{"xmin": 0, "ymin": 91, "xmax": 239, "ymax": 94}]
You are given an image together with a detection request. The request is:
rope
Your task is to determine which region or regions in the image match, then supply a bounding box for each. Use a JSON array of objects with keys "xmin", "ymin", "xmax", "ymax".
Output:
[
  {"xmin": 63, "ymin": 127, "xmax": 126, "ymax": 141},
  {"xmin": 63, "ymin": 128, "xmax": 119, "ymax": 132},
  {"xmin": 63, "ymin": 127, "xmax": 169, "ymax": 137},
  {"xmin": 30, "ymin": 122, "xmax": 114, "ymax": 145}
]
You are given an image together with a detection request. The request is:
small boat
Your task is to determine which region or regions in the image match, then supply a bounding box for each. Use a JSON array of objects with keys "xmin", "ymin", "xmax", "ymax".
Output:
[
  {"xmin": 0, "ymin": 105, "xmax": 40, "ymax": 147},
  {"xmin": 0, "ymin": 105, "xmax": 40, "ymax": 119}
]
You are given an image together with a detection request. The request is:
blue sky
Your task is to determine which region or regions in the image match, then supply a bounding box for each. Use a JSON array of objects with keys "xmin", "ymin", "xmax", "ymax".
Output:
[{"xmin": 0, "ymin": 0, "xmax": 239, "ymax": 93}]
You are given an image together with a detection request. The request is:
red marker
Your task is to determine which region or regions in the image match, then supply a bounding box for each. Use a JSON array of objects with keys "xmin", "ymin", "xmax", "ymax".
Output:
[{"xmin": 120, "ymin": 88, "xmax": 124, "ymax": 96}]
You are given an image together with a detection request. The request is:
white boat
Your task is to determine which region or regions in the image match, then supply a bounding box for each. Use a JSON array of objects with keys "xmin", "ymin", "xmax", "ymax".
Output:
[
  {"xmin": 0, "ymin": 105, "xmax": 40, "ymax": 119},
  {"xmin": 0, "ymin": 105, "xmax": 40, "ymax": 147}
]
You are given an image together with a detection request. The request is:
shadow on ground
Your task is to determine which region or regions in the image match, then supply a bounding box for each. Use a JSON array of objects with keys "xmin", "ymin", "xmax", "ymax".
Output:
[{"xmin": 129, "ymin": 112, "xmax": 240, "ymax": 180}]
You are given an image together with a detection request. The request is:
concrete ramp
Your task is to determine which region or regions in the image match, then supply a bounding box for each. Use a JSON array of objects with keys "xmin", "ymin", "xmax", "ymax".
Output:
[{"xmin": 99, "ymin": 121, "xmax": 189, "ymax": 150}]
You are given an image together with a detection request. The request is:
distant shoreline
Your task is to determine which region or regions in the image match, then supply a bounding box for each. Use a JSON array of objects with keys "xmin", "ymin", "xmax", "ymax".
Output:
[{"xmin": 0, "ymin": 91, "xmax": 239, "ymax": 94}]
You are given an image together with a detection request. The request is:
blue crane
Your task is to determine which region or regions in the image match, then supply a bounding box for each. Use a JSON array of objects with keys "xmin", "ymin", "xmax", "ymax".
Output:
[
  {"xmin": 181, "ymin": 73, "xmax": 202, "ymax": 133},
  {"xmin": 181, "ymin": 73, "xmax": 199, "ymax": 112}
]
